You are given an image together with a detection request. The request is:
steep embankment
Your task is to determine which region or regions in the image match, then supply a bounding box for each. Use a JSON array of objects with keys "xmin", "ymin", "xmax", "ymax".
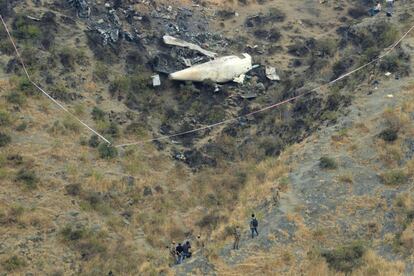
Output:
[
  {"xmin": 0, "ymin": 0, "xmax": 413, "ymax": 275},
  {"xmin": 176, "ymin": 11, "xmax": 414, "ymax": 276}
]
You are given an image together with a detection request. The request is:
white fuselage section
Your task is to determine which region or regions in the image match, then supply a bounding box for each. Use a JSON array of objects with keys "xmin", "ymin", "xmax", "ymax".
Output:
[{"xmin": 169, "ymin": 54, "xmax": 252, "ymax": 83}]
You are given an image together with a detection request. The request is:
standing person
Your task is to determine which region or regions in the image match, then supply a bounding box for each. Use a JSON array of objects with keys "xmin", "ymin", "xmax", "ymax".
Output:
[
  {"xmin": 176, "ymin": 243, "xmax": 184, "ymax": 264},
  {"xmin": 182, "ymin": 241, "xmax": 192, "ymax": 260},
  {"xmin": 250, "ymin": 214, "xmax": 259, "ymax": 238},
  {"xmin": 168, "ymin": 241, "xmax": 177, "ymax": 266},
  {"xmin": 272, "ymin": 187, "xmax": 280, "ymax": 206},
  {"xmin": 386, "ymin": 0, "xmax": 394, "ymax": 16},
  {"xmin": 233, "ymin": 226, "xmax": 241, "ymax": 250},
  {"xmin": 195, "ymin": 235, "xmax": 205, "ymax": 254}
]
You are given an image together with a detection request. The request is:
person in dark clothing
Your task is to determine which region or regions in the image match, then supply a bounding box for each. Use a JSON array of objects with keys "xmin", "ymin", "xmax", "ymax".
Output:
[
  {"xmin": 176, "ymin": 243, "xmax": 184, "ymax": 264},
  {"xmin": 250, "ymin": 214, "xmax": 259, "ymax": 238},
  {"xmin": 182, "ymin": 241, "xmax": 192, "ymax": 260}
]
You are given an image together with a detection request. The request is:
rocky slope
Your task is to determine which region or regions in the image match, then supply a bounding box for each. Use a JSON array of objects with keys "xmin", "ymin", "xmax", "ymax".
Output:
[{"xmin": 0, "ymin": 0, "xmax": 413, "ymax": 275}]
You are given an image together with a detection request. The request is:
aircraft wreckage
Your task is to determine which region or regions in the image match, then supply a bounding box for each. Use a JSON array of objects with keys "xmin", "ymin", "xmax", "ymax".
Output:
[
  {"xmin": 163, "ymin": 35, "xmax": 253, "ymax": 83},
  {"xmin": 169, "ymin": 54, "xmax": 253, "ymax": 83}
]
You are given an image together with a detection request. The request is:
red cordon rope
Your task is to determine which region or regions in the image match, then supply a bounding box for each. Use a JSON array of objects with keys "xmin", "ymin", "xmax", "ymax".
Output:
[
  {"xmin": 1, "ymin": 13, "xmax": 413, "ymax": 148},
  {"xmin": 115, "ymin": 24, "xmax": 414, "ymax": 147},
  {"xmin": 0, "ymin": 14, "xmax": 111, "ymax": 144}
]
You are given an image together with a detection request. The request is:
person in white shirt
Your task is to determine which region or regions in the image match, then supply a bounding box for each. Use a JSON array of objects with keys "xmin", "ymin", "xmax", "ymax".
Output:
[{"xmin": 370, "ymin": 1, "xmax": 382, "ymax": 16}]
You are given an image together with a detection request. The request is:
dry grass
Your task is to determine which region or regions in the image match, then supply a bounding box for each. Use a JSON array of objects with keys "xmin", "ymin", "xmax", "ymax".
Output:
[
  {"xmin": 337, "ymin": 172, "xmax": 354, "ymax": 184},
  {"xmin": 352, "ymin": 250, "xmax": 405, "ymax": 276}
]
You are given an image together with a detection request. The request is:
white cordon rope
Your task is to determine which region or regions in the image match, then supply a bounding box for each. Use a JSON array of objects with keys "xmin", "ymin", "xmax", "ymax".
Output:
[
  {"xmin": 0, "ymin": 14, "xmax": 111, "ymax": 145},
  {"xmin": 115, "ymin": 24, "xmax": 414, "ymax": 148}
]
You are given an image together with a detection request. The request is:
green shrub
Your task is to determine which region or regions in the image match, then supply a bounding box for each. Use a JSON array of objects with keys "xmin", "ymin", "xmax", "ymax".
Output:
[
  {"xmin": 98, "ymin": 143, "xmax": 118, "ymax": 159},
  {"xmin": 61, "ymin": 225, "xmax": 85, "ymax": 241},
  {"xmin": 58, "ymin": 47, "xmax": 76, "ymax": 69},
  {"xmin": 2, "ymin": 255, "xmax": 27, "ymax": 271},
  {"xmin": 381, "ymin": 170, "xmax": 408, "ymax": 185},
  {"xmin": 15, "ymin": 122, "xmax": 27, "ymax": 132},
  {"xmin": 91, "ymin": 107, "xmax": 106, "ymax": 121},
  {"xmin": 105, "ymin": 122, "xmax": 119, "ymax": 138},
  {"xmin": 319, "ymin": 156, "xmax": 337, "ymax": 169},
  {"xmin": 50, "ymin": 85, "xmax": 72, "ymax": 102},
  {"xmin": 65, "ymin": 184, "xmax": 81, "ymax": 196},
  {"xmin": 0, "ymin": 132, "xmax": 11, "ymax": 147},
  {"xmin": 315, "ymin": 39, "xmax": 337, "ymax": 57},
  {"xmin": 15, "ymin": 169, "xmax": 38, "ymax": 189},
  {"xmin": 0, "ymin": 111, "xmax": 10, "ymax": 126},
  {"xmin": 93, "ymin": 62, "xmax": 109, "ymax": 81},
  {"xmin": 62, "ymin": 117, "xmax": 80, "ymax": 133},
  {"xmin": 13, "ymin": 15, "xmax": 41, "ymax": 39},
  {"xmin": 0, "ymin": 39, "xmax": 13, "ymax": 55},
  {"xmin": 321, "ymin": 241, "xmax": 365, "ymax": 272},
  {"xmin": 16, "ymin": 77, "xmax": 36, "ymax": 96},
  {"xmin": 60, "ymin": 224, "xmax": 107, "ymax": 260},
  {"xmin": 6, "ymin": 91, "xmax": 26, "ymax": 105},
  {"xmin": 380, "ymin": 54, "xmax": 411, "ymax": 77},
  {"xmin": 379, "ymin": 128, "xmax": 398, "ymax": 142},
  {"xmin": 88, "ymin": 135, "xmax": 100, "ymax": 148}
]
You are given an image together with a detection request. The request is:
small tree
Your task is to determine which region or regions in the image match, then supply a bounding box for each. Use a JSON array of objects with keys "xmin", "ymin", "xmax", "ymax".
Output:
[{"xmin": 98, "ymin": 143, "xmax": 118, "ymax": 159}]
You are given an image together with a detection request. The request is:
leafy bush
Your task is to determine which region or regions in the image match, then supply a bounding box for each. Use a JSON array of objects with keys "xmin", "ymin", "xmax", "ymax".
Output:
[
  {"xmin": 91, "ymin": 107, "xmax": 106, "ymax": 121},
  {"xmin": 347, "ymin": 6, "xmax": 367, "ymax": 19},
  {"xmin": 0, "ymin": 39, "xmax": 14, "ymax": 55},
  {"xmin": 0, "ymin": 132, "xmax": 11, "ymax": 147},
  {"xmin": 381, "ymin": 170, "xmax": 408, "ymax": 185},
  {"xmin": 61, "ymin": 225, "xmax": 85, "ymax": 241},
  {"xmin": 16, "ymin": 77, "xmax": 36, "ymax": 96},
  {"xmin": 380, "ymin": 53, "xmax": 411, "ymax": 77},
  {"xmin": 88, "ymin": 135, "xmax": 100, "ymax": 148},
  {"xmin": 321, "ymin": 241, "xmax": 365, "ymax": 272},
  {"xmin": 2, "ymin": 255, "xmax": 27, "ymax": 272},
  {"xmin": 196, "ymin": 213, "xmax": 226, "ymax": 230},
  {"xmin": 13, "ymin": 15, "xmax": 41, "ymax": 39},
  {"xmin": 15, "ymin": 122, "xmax": 27, "ymax": 131},
  {"xmin": 60, "ymin": 224, "xmax": 107, "ymax": 260},
  {"xmin": 98, "ymin": 143, "xmax": 118, "ymax": 159},
  {"xmin": 315, "ymin": 39, "xmax": 337, "ymax": 57},
  {"xmin": 15, "ymin": 169, "xmax": 38, "ymax": 189},
  {"xmin": 0, "ymin": 111, "xmax": 10, "ymax": 126},
  {"xmin": 6, "ymin": 91, "xmax": 25, "ymax": 106},
  {"xmin": 65, "ymin": 184, "xmax": 81, "ymax": 196},
  {"xmin": 319, "ymin": 156, "xmax": 337, "ymax": 169},
  {"xmin": 62, "ymin": 117, "xmax": 80, "ymax": 133},
  {"xmin": 379, "ymin": 128, "xmax": 398, "ymax": 142},
  {"xmin": 58, "ymin": 47, "xmax": 86, "ymax": 69},
  {"xmin": 93, "ymin": 62, "xmax": 109, "ymax": 81},
  {"xmin": 105, "ymin": 122, "xmax": 119, "ymax": 138}
]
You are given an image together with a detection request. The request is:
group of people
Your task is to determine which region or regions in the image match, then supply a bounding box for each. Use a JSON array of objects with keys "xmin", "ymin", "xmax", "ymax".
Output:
[
  {"xmin": 167, "ymin": 214, "xmax": 262, "ymax": 266},
  {"xmin": 168, "ymin": 240, "xmax": 192, "ymax": 265},
  {"xmin": 168, "ymin": 235, "xmax": 205, "ymax": 265},
  {"xmin": 233, "ymin": 214, "xmax": 260, "ymax": 250},
  {"xmin": 370, "ymin": 0, "xmax": 395, "ymax": 17}
]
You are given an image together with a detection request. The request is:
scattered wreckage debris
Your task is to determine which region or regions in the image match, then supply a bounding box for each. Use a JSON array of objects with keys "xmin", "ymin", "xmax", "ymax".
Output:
[
  {"xmin": 265, "ymin": 66, "xmax": 280, "ymax": 81},
  {"xmin": 169, "ymin": 54, "xmax": 252, "ymax": 83},
  {"xmin": 67, "ymin": 0, "xmax": 90, "ymax": 18},
  {"xmin": 152, "ymin": 74, "xmax": 161, "ymax": 87},
  {"xmin": 163, "ymin": 35, "xmax": 217, "ymax": 58}
]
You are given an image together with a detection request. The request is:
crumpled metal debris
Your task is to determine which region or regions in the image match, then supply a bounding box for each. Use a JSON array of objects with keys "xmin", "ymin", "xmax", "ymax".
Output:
[
  {"xmin": 169, "ymin": 54, "xmax": 252, "ymax": 83},
  {"xmin": 152, "ymin": 74, "xmax": 161, "ymax": 87},
  {"xmin": 265, "ymin": 66, "xmax": 280, "ymax": 81},
  {"xmin": 163, "ymin": 35, "xmax": 217, "ymax": 58},
  {"xmin": 67, "ymin": 0, "xmax": 90, "ymax": 18}
]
